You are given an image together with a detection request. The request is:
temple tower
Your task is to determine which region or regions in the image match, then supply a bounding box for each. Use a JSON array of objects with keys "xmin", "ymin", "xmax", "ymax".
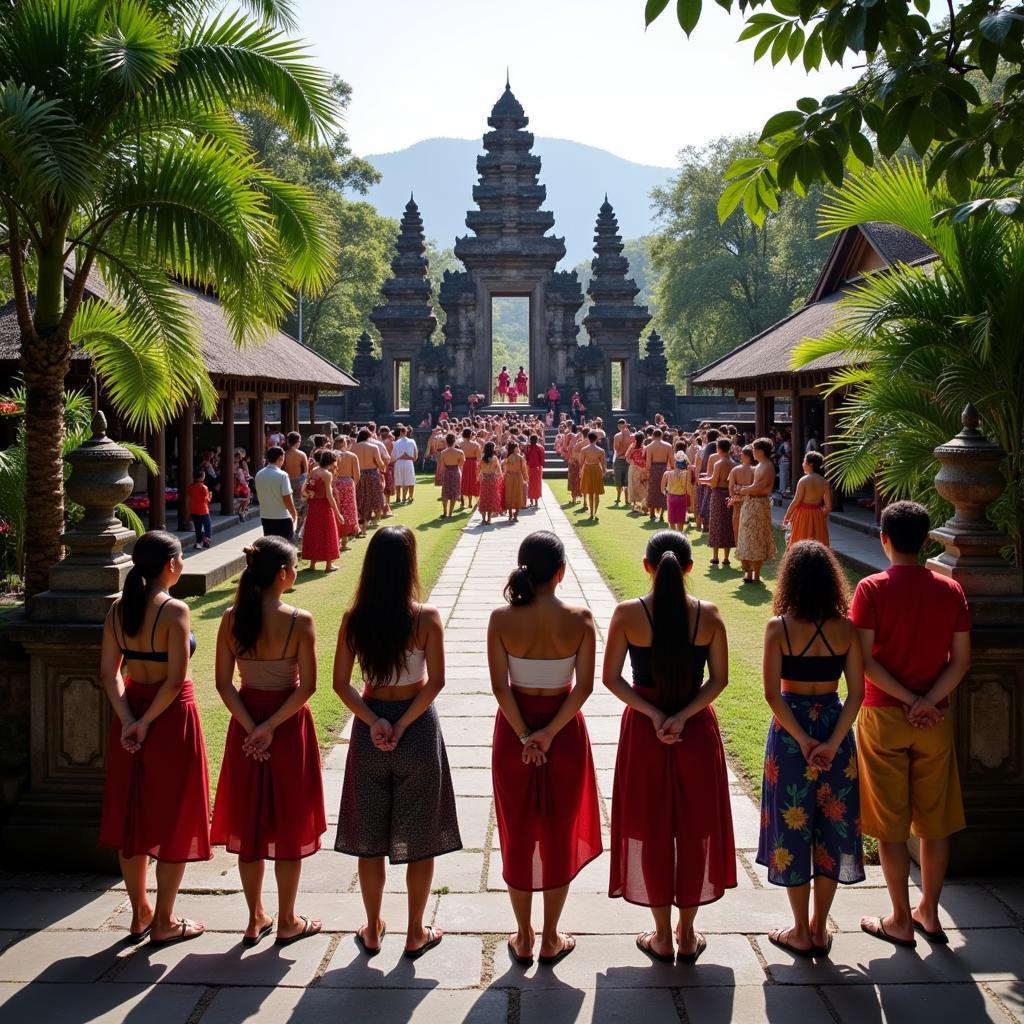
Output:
[
  {"xmin": 371, "ymin": 196, "xmax": 437, "ymax": 418},
  {"xmin": 582, "ymin": 197, "xmax": 652, "ymax": 416},
  {"xmin": 440, "ymin": 81, "xmax": 583, "ymax": 405}
]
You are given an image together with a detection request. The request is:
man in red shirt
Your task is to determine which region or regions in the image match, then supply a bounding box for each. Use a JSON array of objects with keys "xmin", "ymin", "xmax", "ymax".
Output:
[
  {"xmin": 850, "ymin": 501, "xmax": 971, "ymax": 950},
  {"xmin": 186, "ymin": 470, "xmax": 213, "ymax": 549}
]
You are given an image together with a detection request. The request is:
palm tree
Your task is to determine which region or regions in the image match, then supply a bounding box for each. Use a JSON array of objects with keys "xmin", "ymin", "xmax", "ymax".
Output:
[
  {"xmin": 0, "ymin": 0, "xmax": 337, "ymax": 597},
  {"xmin": 792, "ymin": 160, "xmax": 1024, "ymax": 564}
]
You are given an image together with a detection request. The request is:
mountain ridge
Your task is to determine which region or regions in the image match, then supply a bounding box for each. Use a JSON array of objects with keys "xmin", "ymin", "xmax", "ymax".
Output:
[{"xmin": 361, "ymin": 136, "xmax": 675, "ymax": 267}]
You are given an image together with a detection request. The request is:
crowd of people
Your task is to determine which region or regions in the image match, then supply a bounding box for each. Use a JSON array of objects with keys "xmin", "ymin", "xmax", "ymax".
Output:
[{"xmin": 99, "ymin": 493, "xmax": 970, "ymax": 964}]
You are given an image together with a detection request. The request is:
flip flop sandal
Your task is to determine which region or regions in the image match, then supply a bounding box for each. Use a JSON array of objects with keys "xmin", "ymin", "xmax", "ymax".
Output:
[
  {"xmin": 507, "ymin": 940, "xmax": 534, "ymax": 966},
  {"xmin": 539, "ymin": 935, "xmax": 576, "ymax": 966},
  {"xmin": 636, "ymin": 931, "xmax": 674, "ymax": 964},
  {"xmin": 242, "ymin": 921, "xmax": 274, "ymax": 948},
  {"xmin": 912, "ymin": 919, "xmax": 949, "ymax": 945},
  {"xmin": 677, "ymin": 934, "xmax": 708, "ymax": 965},
  {"xmin": 768, "ymin": 929, "xmax": 816, "ymax": 959},
  {"xmin": 125, "ymin": 923, "xmax": 152, "ymax": 945},
  {"xmin": 149, "ymin": 919, "xmax": 204, "ymax": 948},
  {"xmin": 861, "ymin": 917, "xmax": 916, "ymax": 949},
  {"xmin": 276, "ymin": 915, "xmax": 321, "ymax": 947},
  {"xmin": 355, "ymin": 924, "xmax": 386, "ymax": 956},
  {"xmin": 811, "ymin": 934, "xmax": 834, "ymax": 958},
  {"xmin": 404, "ymin": 926, "xmax": 443, "ymax": 960}
]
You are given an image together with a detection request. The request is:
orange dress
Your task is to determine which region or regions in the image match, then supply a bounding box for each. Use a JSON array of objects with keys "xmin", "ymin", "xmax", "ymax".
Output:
[{"xmin": 789, "ymin": 503, "xmax": 830, "ymax": 546}]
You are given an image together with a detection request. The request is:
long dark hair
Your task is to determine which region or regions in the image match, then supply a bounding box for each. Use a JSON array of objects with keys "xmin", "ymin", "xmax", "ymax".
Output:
[
  {"xmin": 346, "ymin": 525, "xmax": 421, "ymax": 686},
  {"xmin": 231, "ymin": 536, "xmax": 295, "ymax": 655},
  {"xmin": 120, "ymin": 530, "xmax": 180, "ymax": 637},
  {"xmin": 482, "ymin": 440, "xmax": 496, "ymax": 463},
  {"xmin": 645, "ymin": 530, "xmax": 695, "ymax": 712},
  {"xmin": 504, "ymin": 531, "xmax": 564, "ymax": 606},
  {"xmin": 773, "ymin": 540, "xmax": 849, "ymax": 622}
]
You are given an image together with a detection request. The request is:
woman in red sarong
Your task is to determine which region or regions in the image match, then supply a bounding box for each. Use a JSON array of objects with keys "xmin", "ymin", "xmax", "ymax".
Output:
[
  {"xmin": 331, "ymin": 438, "xmax": 360, "ymax": 551},
  {"xmin": 210, "ymin": 536, "xmax": 326, "ymax": 947},
  {"xmin": 99, "ymin": 531, "xmax": 210, "ymax": 947},
  {"xmin": 301, "ymin": 450, "xmax": 343, "ymax": 572},
  {"xmin": 489, "ymin": 531, "xmax": 601, "ymax": 967},
  {"xmin": 478, "ymin": 441, "xmax": 504, "ymax": 525},
  {"xmin": 525, "ymin": 434, "xmax": 545, "ymax": 507},
  {"xmin": 604, "ymin": 530, "xmax": 736, "ymax": 965},
  {"xmin": 497, "ymin": 365, "xmax": 510, "ymax": 403},
  {"xmin": 515, "ymin": 366, "xmax": 529, "ymax": 401}
]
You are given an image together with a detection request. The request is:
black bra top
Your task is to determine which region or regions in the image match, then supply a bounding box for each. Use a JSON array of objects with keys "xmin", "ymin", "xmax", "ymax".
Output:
[
  {"xmin": 628, "ymin": 598, "xmax": 710, "ymax": 688},
  {"xmin": 116, "ymin": 599, "xmax": 197, "ymax": 663},
  {"xmin": 779, "ymin": 616, "xmax": 846, "ymax": 682}
]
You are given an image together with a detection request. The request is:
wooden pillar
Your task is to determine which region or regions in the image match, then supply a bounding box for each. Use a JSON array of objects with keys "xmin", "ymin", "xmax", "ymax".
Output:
[
  {"xmin": 307, "ymin": 395, "xmax": 317, "ymax": 431},
  {"xmin": 220, "ymin": 390, "xmax": 235, "ymax": 516},
  {"xmin": 176, "ymin": 402, "xmax": 194, "ymax": 531},
  {"xmin": 824, "ymin": 390, "xmax": 843, "ymax": 512},
  {"xmin": 250, "ymin": 389, "xmax": 265, "ymax": 460},
  {"xmin": 147, "ymin": 424, "xmax": 166, "ymax": 530},
  {"xmin": 281, "ymin": 396, "xmax": 294, "ymax": 436},
  {"xmin": 754, "ymin": 385, "xmax": 766, "ymax": 438},
  {"xmin": 790, "ymin": 381, "xmax": 804, "ymax": 456}
]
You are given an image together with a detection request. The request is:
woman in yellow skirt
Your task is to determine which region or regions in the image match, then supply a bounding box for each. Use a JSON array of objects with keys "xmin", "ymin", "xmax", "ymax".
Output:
[
  {"xmin": 783, "ymin": 451, "xmax": 831, "ymax": 547},
  {"xmin": 579, "ymin": 431, "xmax": 606, "ymax": 521},
  {"xmin": 502, "ymin": 442, "xmax": 529, "ymax": 523}
]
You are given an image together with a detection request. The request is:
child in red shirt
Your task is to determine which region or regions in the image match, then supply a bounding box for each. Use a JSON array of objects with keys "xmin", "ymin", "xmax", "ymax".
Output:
[
  {"xmin": 187, "ymin": 472, "xmax": 213, "ymax": 549},
  {"xmin": 850, "ymin": 501, "xmax": 971, "ymax": 952}
]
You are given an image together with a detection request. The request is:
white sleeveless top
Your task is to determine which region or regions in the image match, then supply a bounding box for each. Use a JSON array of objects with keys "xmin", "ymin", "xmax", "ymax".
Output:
[
  {"xmin": 508, "ymin": 653, "xmax": 576, "ymax": 690},
  {"xmin": 376, "ymin": 647, "xmax": 426, "ymax": 687}
]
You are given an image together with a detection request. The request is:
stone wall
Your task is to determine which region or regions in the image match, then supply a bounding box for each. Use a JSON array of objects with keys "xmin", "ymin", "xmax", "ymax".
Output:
[{"xmin": 0, "ymin": 627, "xmax": 30, "ymax": 814}]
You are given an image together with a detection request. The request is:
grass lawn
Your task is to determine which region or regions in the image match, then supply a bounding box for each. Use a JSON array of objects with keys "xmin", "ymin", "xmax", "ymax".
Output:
[
  {"xmin": 187, "ymin": 474, "xmax": 465, "ymax": 792},
  {"xmin": 547, "ymin": 480, "xmax": 866, "ymax": 803}
]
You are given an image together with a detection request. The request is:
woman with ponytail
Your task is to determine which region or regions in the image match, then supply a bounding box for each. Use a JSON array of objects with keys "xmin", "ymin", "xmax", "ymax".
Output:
[
  {"xmin": 604, "ymin": 531, "xmax": 735, "ymax": 964},
  {"xmin": 334, "ymin": 526, "xmax": 461, "ymax": 959},
  {"xmin": 99, "ymin": 530, "xmax": 210, "ymax": 946},
  {"xmin": 477, "ymin": 441, "xmax": 503, "ymax": 525},
  {"xmin": 488, "ymin": 531, "xmax": 601, "ymax": 966},
  {"xmin": 301, "ymin": 450, "xmax": 343, "ymax": 572},
  {"xmin": 210, "ymin": 536, "xmax": 325, "ymax": 947}
]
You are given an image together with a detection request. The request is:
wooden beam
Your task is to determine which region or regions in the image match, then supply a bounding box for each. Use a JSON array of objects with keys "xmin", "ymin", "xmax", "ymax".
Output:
[
  {"xmin": 250, "ymin": 389, "xmax": 265, "ymax": 463},
  {"xmin": 176, "ymin": 402, "xmax": 194, "ymax": 532},
  {"xmin": 147, "ymin": 424, "xmax": 166, "ymax": 530},
  {"xmin": 220, "ymin": 390, "xmax": 235, "ymax": 516}
]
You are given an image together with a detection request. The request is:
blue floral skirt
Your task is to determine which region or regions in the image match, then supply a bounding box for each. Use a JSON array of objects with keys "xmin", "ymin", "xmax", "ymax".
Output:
[{"xmin": 755, "ymin": 692, "xmax": 864, "ymax": 887}]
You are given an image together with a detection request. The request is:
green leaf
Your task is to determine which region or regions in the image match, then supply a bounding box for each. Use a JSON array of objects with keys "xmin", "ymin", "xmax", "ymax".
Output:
[
  {"xmin": 676, "ymin": 0, "xmax": 702, "ymax": 35},
  {"xmin": 645, "ymin": 0, "xmax": 671, "ymax": 25},
  {"xmin": 787, "ymin": 25, "xmax": 805, "ymax": 60},
  {"xmin": 979, "ymin": 9, "xmax": 1023, "ymax": 44},
  {"xmin": 796, "ymin": 145, "xmax": 821, "ymax": 190},
  {"xmin": 803, "ymin": 27, "xmax": 823, "ymax": 70},
  {"xmin": 760, "ymin": 109, "xmax": 805, "ymax": 139},
  {"xmin": 908, "ymin": 105, "xmax": 935, "ymax": 156},
  {"xmin": 753, "ymin": 25, "xmax": 780, "ymax": 60},
  {"xmin": 796, "ymin": 96, "xmax": 818, "ymax": 113},
  {"xmin": 771, "ymin": 23, "xmax": 792, "ymax": 65},
  {"xmin": 815, "ymin": 139, "xmax": 845, "ymax": 186},
  {"xmin": 850, "ymin": 131, "xmax": 875, "ymax": 166},
  {"xmin": 717, "ymin": 177, "xmax": 748, "ymax": 222}
]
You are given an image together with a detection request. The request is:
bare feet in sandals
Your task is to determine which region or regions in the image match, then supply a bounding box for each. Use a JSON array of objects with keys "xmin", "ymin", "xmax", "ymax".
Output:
[
  {"xmin": 275, "ymin": 915, "xmax": 322, "ymax": 946},
  {"xmin": 355, "ymin": 921, "xmax": 386, "ymax": 955},
  {"xmin": 149, "ymin": 918, "xmax": 205, "ymax": 946}
]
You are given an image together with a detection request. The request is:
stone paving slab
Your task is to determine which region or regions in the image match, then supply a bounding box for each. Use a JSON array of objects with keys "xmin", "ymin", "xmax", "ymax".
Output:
[
  {"xmin": 679, "ymin": 983, "xmax": 831, "ymax": 1022},
  {"xmin": 828, "ymin": 885, "xmax": 1018, "ymax": 931},
  {"xmin": 519, "ymin": 987, "xmax": 682, "ymax": 1023},
  {"xmin": 114, "ymin": 930, "xmax": 331, "ymax": 988},
  {"xmin": 0, "ymin": 889, "xmax": 125, "ymax": 931},
  {"xmin": 821, "ymin": 982, "xmax": 1012, "ymax": 1022},
  {"xmin": 0, "ymin": 981, "xmax": 205, "ymax": 1023},
  {"xmin": 0, "ymin": 931, "xmax": 125, "ymax": 983},
  {"xmin": 202, "ymin": 986, "xmax": 507, "ymax": 1024},
  {"xmin": 319, "ymin": 934, "xmax": 483, "ymax": 989}
]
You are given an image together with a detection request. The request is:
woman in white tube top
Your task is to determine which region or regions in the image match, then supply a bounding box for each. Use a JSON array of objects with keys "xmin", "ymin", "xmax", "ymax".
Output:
[{"xmin": 488, "ymin": 530, "xmax": 602, "ymax": 968}]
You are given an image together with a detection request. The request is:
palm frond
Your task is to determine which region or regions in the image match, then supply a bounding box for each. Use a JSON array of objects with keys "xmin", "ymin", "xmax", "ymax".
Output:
[{"xmin": 91, "ymin": 0, "xmax": 176, "ymax": 95}]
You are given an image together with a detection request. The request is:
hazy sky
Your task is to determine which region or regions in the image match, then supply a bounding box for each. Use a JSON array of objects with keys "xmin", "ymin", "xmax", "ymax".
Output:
[{"xmin": 295, "ymin": 0, "xmax": 854, "ymax": 167}]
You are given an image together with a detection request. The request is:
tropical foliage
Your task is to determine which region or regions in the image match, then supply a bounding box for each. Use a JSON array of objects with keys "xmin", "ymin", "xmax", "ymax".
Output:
[
  {"xmin": 0, "ymin": 389, "xmax": 154, "ymax": 581},
  {"xmin": 649, "ymin": 136, "xmax": 830, "ymax": 384},
  {"xmin": 0, "ymin": 0, "xmax": 338, "ymax": 595},
  {"xmin": 792, "ymin": 161, "xmax": 1024, "ymax": 563},
  {"xmin": 643, "ymin": 0, "xmax": 1024, "ymax": 222}
]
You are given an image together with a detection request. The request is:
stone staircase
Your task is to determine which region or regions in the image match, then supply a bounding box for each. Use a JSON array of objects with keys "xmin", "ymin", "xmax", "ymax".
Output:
[{"xmin": 542, "ymin": 427, "xmax": 568, "ymax": 480}]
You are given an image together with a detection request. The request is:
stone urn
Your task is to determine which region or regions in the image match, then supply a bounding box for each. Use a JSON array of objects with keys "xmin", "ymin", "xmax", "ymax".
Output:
[
  {"xmin": 65, "ymin": 411, "xmax": 135, "ymax": 535},
  {"xmin": 927, "ymin": 403, "xmax": 1022, "ymax": 597}
]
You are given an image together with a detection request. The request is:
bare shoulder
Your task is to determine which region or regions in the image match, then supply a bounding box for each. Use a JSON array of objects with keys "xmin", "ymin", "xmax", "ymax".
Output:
[
  {"xmin": 163, "ymin": 597, "xmax": 190, "ymax": 621},
  {"xmin": 698, "ymin": 599, "xmax": 725, "ymax": 628},
  {"xmin": 292, "ymin": 607, "xmax": 316, "ymax": 636},
  {"xmin": 418, "ymin": 604, "xmax": 444, "ymax": 630},
  {"xmin": 763, "ymin": 614, "xmax": 783, "ymax": 639}
]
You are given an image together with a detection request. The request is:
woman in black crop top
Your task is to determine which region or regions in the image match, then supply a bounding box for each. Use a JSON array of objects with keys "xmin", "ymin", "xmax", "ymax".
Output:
[
  {"xmin": 755, "ymin": 540, "xmax": 865, "ymax": 960},
  {"xmin": 603, "ymin": 531, "xmax": 736, "ymax": 965},
  {"xmin": 98, "ymin": 531, "xmax": 210, "ymax": 947}
]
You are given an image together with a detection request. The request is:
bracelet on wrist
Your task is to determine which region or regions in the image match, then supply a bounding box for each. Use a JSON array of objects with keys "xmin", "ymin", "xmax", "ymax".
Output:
[{"xmin": 518, "ymin": 730, "xmax": 532, "ymax": 746}]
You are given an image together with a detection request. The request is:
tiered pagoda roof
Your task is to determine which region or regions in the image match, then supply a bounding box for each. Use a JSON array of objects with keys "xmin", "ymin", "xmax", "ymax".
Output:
[
  {"xmin": 583, "ymin": 197, "xmax": 651, "ymax": 333},
  {"xmin": 370, "ymin": 196, "xmax": 436, "ymax": 336},
  {"xmin": 454, "ymin": 82, "xmax": 566, "ymax": 269}
]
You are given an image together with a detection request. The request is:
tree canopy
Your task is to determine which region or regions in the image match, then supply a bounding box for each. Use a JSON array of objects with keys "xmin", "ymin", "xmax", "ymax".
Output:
[
  {"xmin": 644, "ymin": 0, "xmax": 1024, "ymax": 221},
  {"xmin": 648, "ymin": 136, "xmax": 830, "ymax": 385}
]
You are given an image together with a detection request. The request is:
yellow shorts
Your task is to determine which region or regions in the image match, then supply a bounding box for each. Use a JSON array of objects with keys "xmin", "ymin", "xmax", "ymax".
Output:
[{"xmin": 856, "ymin": 706, "xmax": 966, "ymax": 842}]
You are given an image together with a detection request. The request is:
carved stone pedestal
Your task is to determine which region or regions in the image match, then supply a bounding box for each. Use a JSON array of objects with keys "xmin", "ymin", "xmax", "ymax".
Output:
[
  {"xmin": 1, "ymin": 413, "xmax": 133, "ymax": 871},
  {"xmin": 911, "ymin": 406, "xmax": 1024, "ymax": 874}
]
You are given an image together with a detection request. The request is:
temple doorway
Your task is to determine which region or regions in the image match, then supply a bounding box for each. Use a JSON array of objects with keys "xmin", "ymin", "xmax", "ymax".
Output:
[{"xmin": 491, "ymin": 296, "xmax": 530, "ymax": 404}]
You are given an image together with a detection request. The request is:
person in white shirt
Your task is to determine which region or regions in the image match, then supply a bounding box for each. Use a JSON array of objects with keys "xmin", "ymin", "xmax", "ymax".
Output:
[
  {"xmin": 391, "ymin": 425, "xmax": 419, "ymax": 504},
  {"xmin": 254, "ymin": 447, "xmax": 298, "ymax": 540}
]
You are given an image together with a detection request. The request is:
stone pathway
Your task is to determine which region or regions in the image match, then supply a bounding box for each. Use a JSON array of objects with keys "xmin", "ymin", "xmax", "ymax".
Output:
[{"xmin": 1, "ymin": 487, "xmax": 1023, "ymax": 1022}]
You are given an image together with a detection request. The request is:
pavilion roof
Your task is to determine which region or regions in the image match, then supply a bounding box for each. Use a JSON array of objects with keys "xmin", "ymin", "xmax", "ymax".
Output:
[{"xmin": 0, "ymin": 265, "xmax": 357, "ymax": 392}]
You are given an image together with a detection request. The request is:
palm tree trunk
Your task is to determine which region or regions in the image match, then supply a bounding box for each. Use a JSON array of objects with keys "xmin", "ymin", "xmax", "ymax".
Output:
[
  {"xmin": 21, "ymin": 332, "xmax": 71, "ymax": 599},
  {"xmin": 22, "ymin": 238, "xmax": 72, "ymax": 600}
]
